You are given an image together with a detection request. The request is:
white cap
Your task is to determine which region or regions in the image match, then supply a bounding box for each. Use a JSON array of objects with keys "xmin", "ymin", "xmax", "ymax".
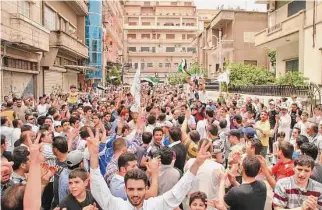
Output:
[
  {"xmin": 160, "ymin": 121, "xmax": 173, "ymax": 128},
  {"xmin": 54, "ymin": 121, "xmax": 61, "ymax": 127}
]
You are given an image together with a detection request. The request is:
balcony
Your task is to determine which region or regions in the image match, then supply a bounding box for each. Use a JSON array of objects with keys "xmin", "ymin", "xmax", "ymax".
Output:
[
  {"xmin": 65, "ymin": 0, "xmax": 88, "ymax": 16},
  {"xmin": 127, "ymin": 38, "xmax": 193, "ymax": 44},
  {"xmin": 255, "ymin": 10, "xmax": 305, "ymax": 47},
  {"xmin": 103, "ymin": 15, "xmax": 122, "ymax": 48},
  {"xmin": 8, "ymin": 13, "xmax": 50, "ymax": 52},
  {"xmin": 50, "ymin": 30, "xmax": 88, "ymax": 58},
  {"xmin": 210, "ymin": 11, "xmax": 234, "ymax": 29},
  {"xmin": 128, "ymin": 51, "xmax": 194, "ymax": 57},
  {"xmin": 123, "ymin": 23, "xmax": 198, "ymax": 31}
]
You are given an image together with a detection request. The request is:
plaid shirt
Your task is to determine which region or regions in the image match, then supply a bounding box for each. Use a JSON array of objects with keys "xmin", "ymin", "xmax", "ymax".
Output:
[
  {"xmin": 104, "ymin": 156, "xmax": 118, "ymax": 186},
  {"xmin": 273, "ymin": 176, "xmax": 322, "ymax": 209}
]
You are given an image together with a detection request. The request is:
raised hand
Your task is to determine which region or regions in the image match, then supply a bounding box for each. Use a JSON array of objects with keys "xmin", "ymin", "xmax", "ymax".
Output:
[
  {"xmin": 86, "ymin": 127, "xmax": 100, "ymax": 156},
  {"xmin": 195, "ymin": 141, "xmax": 212, "ymax": 166},
  {"xmin": 207, "ymin": 199, "xmax": 227, "ymax": 210}
]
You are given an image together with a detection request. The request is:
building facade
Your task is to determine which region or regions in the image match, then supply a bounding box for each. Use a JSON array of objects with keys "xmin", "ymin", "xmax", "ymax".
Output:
[
  {"xmin": 123, "ymin": 0, "xmax": 201, "ymax": 83},
  {"xmin": 194, "ymin": 10, "xmax": 268, "ymax": 79},
  {"xmin": 255, "ymin": 0, "xmax": 322, "ymax": 85},
  {"xmin": 85, "ymin": 0, "xmax": 103, "ymax": 86},
  {"xmin": 1, "ymin": 0, "xmax": 90, "ymax": 97},
  {"xmin": 102, "ymin": 0, "xmax": 124, "ymax": 85},
  {"xmin": 1, "ymin": 1, "xmax": 50, "ymax": 97}
]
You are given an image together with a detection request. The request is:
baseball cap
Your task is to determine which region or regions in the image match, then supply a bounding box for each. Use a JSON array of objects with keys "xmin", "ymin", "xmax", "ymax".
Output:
[
  {"xmin": 160, "ymin": 121, "xmax": 173, "ymax": 128},
  {"xmin": 54, "ymin": 121, "xmax": 61, "ymax": 127},
  {"xmin": 243, "ymin": 127, "xmax": 256, "ymax": 137},
  {"xmin": 227, "ymin": 129, "xmax": 241, "ymax": 139},
  {"xmin": 66, "ymin": 150, "xmax": 84, "ymax": 168}
]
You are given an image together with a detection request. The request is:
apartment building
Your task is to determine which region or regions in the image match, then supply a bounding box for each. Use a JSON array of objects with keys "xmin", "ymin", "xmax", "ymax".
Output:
[
  {"xmin": 194, "ymin": 10, "xmax": 268, "ymax": 79},
  {"xmin": 255, "ymin": 0, "xmax": 322, "ymax": 85},
  {"xmin": 102, "ymin": 0, "xmax": 124, "ymax": 83},
  {"xmin": 1, "ymin": 0, "xmax": 90, "ymax": 97},
  {"xmin": 197, "ymin": 9, "xmax": 219, "ymax": 29},
  {"xmin": 123, "ymin": 0, "xmax": 200, "ymax": 83},
  {"xmin": 1, "ymin": 1, "xmax": 49, "ymax": 97}
]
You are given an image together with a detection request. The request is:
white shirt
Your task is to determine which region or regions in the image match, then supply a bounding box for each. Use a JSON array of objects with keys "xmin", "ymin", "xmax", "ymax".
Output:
[
  {"xmin": 11, "ymin": 128, "xmax": 21, "ymax": 145},
  {"xmin": 278, "ymin": 114, "xmax": 291, "ymax": 141},
  {"xmin": 0, "ymin": 126, "xmax": 14, "ymax": 151},
  {"xmin": 196, "ymin": 119, "xmax": 208, "ymax": 139},
  {"xmin": 90, "ymin": 167, "xmax": 196, "ymax": 210},
  {"xmin": 37, "ymin": 104, "xmax": 48, "ymax": 116}
]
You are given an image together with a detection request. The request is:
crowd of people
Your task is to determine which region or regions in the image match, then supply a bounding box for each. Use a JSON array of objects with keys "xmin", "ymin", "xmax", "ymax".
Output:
[{"xmin": 1, "ymin": 78, "xmax": 322, "ymax": 210}]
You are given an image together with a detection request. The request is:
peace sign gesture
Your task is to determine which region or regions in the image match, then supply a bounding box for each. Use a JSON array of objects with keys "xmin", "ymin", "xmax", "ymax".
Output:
[
  {"xmin": 190, "ymin": 140, "xmax": 212, "ymax": 175},
  {"xmin": 86, "ymin": 127, "xmax": 100, "ymax": 169}
]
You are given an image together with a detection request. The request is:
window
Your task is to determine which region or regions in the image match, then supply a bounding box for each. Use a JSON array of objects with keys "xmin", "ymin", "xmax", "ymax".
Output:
[
  {"xmin": 166, "ymin": 34, "xmax": 175, "ymax": 39},
  {"xmin": 127, "ymin": 34, "xmax": 136, "ymax": 39},
  {"xmin": 147, "ymin": 63, "xmax": 153, "ymax": 67},
  {"xmin": 174, "ymin": 63, "xmax": 178, "ymax": 66},
  {"xmin": 142, "ymin": 22, "xmax": 151, "ymax": 26},
  {"xmin": 165, "ymin": 63, "xmax": 171, "ymax": 67},
  {"xmin": 19, "ymin": 1, "xmax": 30, "ymax": 18},
  {"xmin": 187, "ymin": 47, "xmax": 196, "ymax": 53},
  {"xmin": 184, "ymin": 2, "xmax": 192, "ymax": 6},
  {"xmin": 187, "ymin": 34, "xmax": 195, "ymax": 39},
  {"xmin": 166, "ymin": 47, "xmax": 175, "ymax": 52},
  {"xmin": 141, "ymin": 34, "xmax": 150, "ymax": 39},
  {"xmin": 159, "ymin": 63, "xmax": 163, "ymax": 67},
  {"xmin": 144, "ymin": 1, "xmax": 150, "ymax": 6},
  {"xmin": 4, "ymin": 57, "xmax": 38, "ymax": 70},
  {"xmin": 171, "ymin": 2, "xmax": 178, "ymax": 6},
  {"xmin": 141, "ymin": 47, "xmax": 150, "ymax": 52},
  {"xmin": 182, "ymin": 47, "xmax": 186, "ymax": 52},
  {"xmin": 152, "ymin": 47, "xmax": 156, "ymax": 53},
  {"xmin": 182, "ymin": 34, "xmax": 186, "ymax": 39},
  {"xmin": 288, "ymin": 1, "xmax": 306, "ymax": 17},
  {"xmin": 286, "ymin": 59, "xmax": 299, "ymax": 72},
  {"xmin": 141, "ymin": 63, "xmax": 145, "ymax": 69},
  {"xmin": 44, "ymin": 6, "xmax": 56, "ymax": 30},
  {"xmin": 244, "ymin": 60, "xmax": 257, "ymax": 66},
  {"xmin": 128, "ymin": 47, "xmax": 136, "ymax": 52},
  {"xmin": 134, "ymin": 63, "xmax": 138, "ymax": 69}
]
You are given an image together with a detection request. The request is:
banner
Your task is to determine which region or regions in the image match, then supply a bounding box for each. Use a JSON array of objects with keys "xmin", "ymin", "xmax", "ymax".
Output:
[{"xmin": 131, "ymin": 67, "xmax": 141, "ymax": 112}]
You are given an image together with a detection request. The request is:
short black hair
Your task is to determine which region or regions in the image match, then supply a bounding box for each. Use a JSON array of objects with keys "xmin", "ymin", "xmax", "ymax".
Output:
[
  {"xmin": 207, "ymin": 124, "xmax": 218, "ymax": 136},
  {"xmin": 61, "ymin": 118, "xmax": 69, "ymax": 127},
  {"xmin": 219, "ymin": 119, "xmax": 227, "ymax": 129},
  {"xmin": 296, "ymin": 135, "xmax": 309, "ymax": 148},
  {"xmin": 118, "ymin": 152, "xmax": 137, "ymax": 171},
  {"xmin": 300, "ymin": 142, "xmax": 318, "ymax": 160},
  {"xmin": 189, "ymin": 131, "xmax": 200, "ymax": 143},
  {"xmin": 177, "ymin": 115, "xmax": 185, "ymax": 125},
  {"xmin": 153, "ymin": 127, "xmax": 163, "ymax": 136},
  {"xmin": 169, "ymin": 127, "xmax": 182, "ymax": 142},
  {"xmin": 1, "ymin": 135, "xmax": 6, "ymax": 145},
  {"xmin": 69, "ymin": 116, "xmax": 80, "ymax": 126},
  {"xmin": 147, "ymin": 115, "xmax": 156, "ymax": 125},
  {"xmin": 20, "ymin": 125, "xmax": 32, "ymax": 133},
  {"xmin": 142, "ymin": 132, "xmax": 152, "ymax": 144},
  {"xmin": 48, "ymin": 107, "xmax": 57, "ymax": 116},
  {"xmin": 12, "ymin": 146, "xmax": 30, "ymax": 170},
  {"xmin": 1, "ymin": 184, "xmax": 25, "ymax": 210},
  {"xmin": 189, "ymin": 191, "xmax": 207, "ymax": 207},
  {"xmin": 159, "ymin": 146, "xmax": 173, "ymax": 165},
  {"xmin": 294, "ymin": 155, "xmax": 315, "ymax": 169},
  {"xmin": 233, "ymin": 114, "xmax": 242, "ymax": 124},
  {"xmin": 124, "ymin": 169, "xmax": 149, "ymax": 187},
  {"xmin": 206, "ymin": 110, "xmax": 214, "ymax": 118},
  {"xmin": 12, "ymin": 119, "xmax": 20, "ymax": 128},
  {"xmin": 52, "ymin": 136, "xmax": 68, "ymax": 153},
  {"xmin": 249, "ymin": 138, "xmax": 263, "ymax": 155},
  {"xmin": 242, "ymin": 156, "xmax": 261, "ymax": 177},
  {"xmin": 1, "ymin": 116, "xmax": 8, "ymax": 126},
  {"xmin": 37, "ymin": 116, "xmax": 46, "ymax": 126},
  {"xmin": 83, "ymin": 106, "xmax": 93, "ymax": 114}
]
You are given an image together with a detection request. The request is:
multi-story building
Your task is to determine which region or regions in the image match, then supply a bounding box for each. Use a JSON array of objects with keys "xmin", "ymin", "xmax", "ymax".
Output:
[
  {"xmin": 123, "ymin": 0, "xmax": 200, "ymax": 83},
  {"xmin": 40, "ymin": 1, "xmax": 89, "ymax": 94},
  {"xmin": 1, "ymin": 1, "xmax": 50, "ymax": 97},
  {"xmin": 102, "ymin": 0, "xmax": 124, "ymax": 84},
  {"xmin": 197, "ymin": 9, "xmax": 219, "ymax": 29},
  {"xmin": 85, "ymin": 0, "xmax": 103, "ymax": 86},
  {"xmin": 193, "ymin": 10, "xmax": 268, "ymax": 79},
  {"xmin": 255, "ymin": 0, "xmax": 322, "ymax": 85}
]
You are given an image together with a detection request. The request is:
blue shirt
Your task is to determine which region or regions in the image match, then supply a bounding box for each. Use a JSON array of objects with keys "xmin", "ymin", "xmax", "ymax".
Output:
[
  {"xmin": 58, "ymin": 168, "xmax": 71, "ymax": 202},
  {"xmin": 109, "ymin": 174, "xmax": 127, "ymax": 200},
  {"xmin": 163, "ymin": 136, "xmax": 171, "ymax": 146}
]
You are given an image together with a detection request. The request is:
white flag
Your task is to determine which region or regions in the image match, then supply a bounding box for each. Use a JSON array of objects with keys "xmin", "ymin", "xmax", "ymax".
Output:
[{"xmin": 131, "ymin": 68, "xmax": 141, "ymax": 112}]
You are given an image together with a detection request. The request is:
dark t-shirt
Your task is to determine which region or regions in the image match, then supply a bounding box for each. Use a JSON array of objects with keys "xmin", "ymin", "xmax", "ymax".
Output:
[
  {"xmin": 224, "ymin": 180, "xmax": 267, "ymax": 210},
  {"xmin": 171, "ymin": 143, "xmax": 187, "ymax": 173},
  {"xmin": 51, "ymin": 159, "xmax": 68, "ymax": 209},
  {"xmin": 59, "ymin": 190, "xmax": 102, "ymax": 210},
  {"xmin": 290, "ymin": 109, "xmax": 302, "ymax": 129}
]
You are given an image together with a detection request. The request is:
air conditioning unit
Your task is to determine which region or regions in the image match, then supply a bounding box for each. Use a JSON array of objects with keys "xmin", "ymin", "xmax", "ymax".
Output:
[{"xmin": 268, "ymin": 1, "xmax": 276, "ymax": 12}]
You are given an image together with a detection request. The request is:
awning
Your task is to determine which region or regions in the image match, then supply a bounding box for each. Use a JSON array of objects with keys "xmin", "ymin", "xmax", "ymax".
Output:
[{"xmin": 64, "ymin": 65, "xmax": 96, "ymax": 73}]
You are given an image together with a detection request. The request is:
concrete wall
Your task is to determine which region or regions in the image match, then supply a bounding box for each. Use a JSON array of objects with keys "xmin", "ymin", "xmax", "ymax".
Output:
[
  {"xmin": 46, "ymin": 1, "xmax": 77, "ymax": 26},
  {"xmin": 232, "ymin": 12, "xmax": 268, "ymax": 67},
  {"xmin": 275, "ymin": 41, "xmax": 299, "ymax": 76}
]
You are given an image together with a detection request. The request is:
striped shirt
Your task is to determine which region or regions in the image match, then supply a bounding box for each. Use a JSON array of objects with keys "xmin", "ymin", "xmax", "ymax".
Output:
[{"xmin": 273, "ymin": 176, "xmax": 322, "ymax": 209}]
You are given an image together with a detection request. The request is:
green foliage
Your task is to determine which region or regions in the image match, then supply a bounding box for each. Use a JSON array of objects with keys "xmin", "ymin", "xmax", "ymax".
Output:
[
  {"xmin": 106, "ymin": 66, "xmax": 121, "ymax": 85},
  {"xmin": 168, "ymin": 73, "xmax": 188, "ymax": 85},
  {"xmin": 187, "ymin": 62, "xmax": 208, "ymax": 78},
  {"xmin": 275, "ymin": 71, "xmax": 309, "ymax": 87},
  {"xmin": 267, "ymin": 50, "xmax": 276, "ymax": 71},
  {"xmin": 228, "ymin": 63, "xmax": 275, "ymax": 87}
]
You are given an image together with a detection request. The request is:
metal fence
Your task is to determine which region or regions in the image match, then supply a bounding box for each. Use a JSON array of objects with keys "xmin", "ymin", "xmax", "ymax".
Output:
[{"xmin": 228, "ymin": 85, "xmax": 310, "ymax": 97}]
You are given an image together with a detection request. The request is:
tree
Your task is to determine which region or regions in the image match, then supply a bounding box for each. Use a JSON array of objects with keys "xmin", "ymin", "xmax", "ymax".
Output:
[
  {"xmin": 276, "ymin": 71, "xmax": 309, "ymax": 87},
  {"xmin": 187, "ymin": 62, "xmax": 208, "ymax": 78},
  {"xmin": 106, "ymin": 66, "xmax": 121, "ymax": 85},
  {"xmin": 168, "ymin": 73, "xmax": 188, "ymax": 85},
  {"xmin": 267, "ymin": 50, "xmax": 276, "ymax": 73},
  {"xmin": 227, "ymin": 63, "xmax": 275, "ymax": 87}
]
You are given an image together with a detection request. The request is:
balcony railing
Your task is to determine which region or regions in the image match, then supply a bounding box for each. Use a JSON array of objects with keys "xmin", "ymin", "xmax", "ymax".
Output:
[
  {"xmin": 213, "ymin": 40, "xmax": 234, "ymax": 50},
  {"xmin": 124, "ymin": 23, "xmax": 198, "ymax": 30},
  {"xmin": 9, "ymin": 13, "xmax": 50, "ymax": 52},
  {"xmin": 128, "ymin": 51, "xmax": 195, "ymax": 57},
  {"xmin": 50, "ymin": 30, "xmax": 88, "ymax": 58},
  {"xmin": 268, "ymin": 23, "xmax": 282, "ymax": 34}
]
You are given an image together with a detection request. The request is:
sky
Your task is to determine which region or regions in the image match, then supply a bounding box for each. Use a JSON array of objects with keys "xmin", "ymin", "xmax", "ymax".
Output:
[{"xmin": 194, "ymin": 0, "xmax": 267, "ymax": 11}]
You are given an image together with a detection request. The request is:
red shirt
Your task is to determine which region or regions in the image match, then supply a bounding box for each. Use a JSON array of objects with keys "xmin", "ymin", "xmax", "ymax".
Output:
[{"xmin": 272, "ymin": 159, "xmax": 295, "ymax": 181}]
